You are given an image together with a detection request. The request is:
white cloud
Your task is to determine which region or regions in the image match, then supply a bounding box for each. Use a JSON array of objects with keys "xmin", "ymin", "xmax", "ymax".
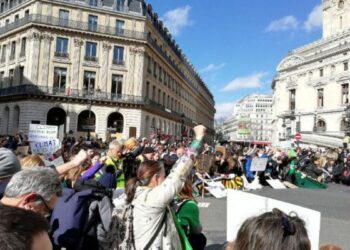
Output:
[
  {"xmin": 221, "ymin": 72, "xmax": 269, "ymax": 92},
  {"xmin": 200, "ymin": 63, "xmax": 226, "ymax": 73},
  {"xmin": 265, "ymin": 15, "xmax": 299, "ymax": 32},
  {"xmin": 304, "ymin": 4, "xmax": 322, "ymax": 32},
  {"xmin": 215, "ymin": 102, "xmax": 236, "ymax": 120},
  {"xmin": 161, "ymin": 5, "xmax": 193, "ymax": 36}
]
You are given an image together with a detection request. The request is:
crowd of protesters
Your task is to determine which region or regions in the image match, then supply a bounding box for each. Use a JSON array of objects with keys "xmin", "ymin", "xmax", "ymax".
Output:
[{"xmin": 0, "ymin": 127, "xmax": 347, "ymax": 250}]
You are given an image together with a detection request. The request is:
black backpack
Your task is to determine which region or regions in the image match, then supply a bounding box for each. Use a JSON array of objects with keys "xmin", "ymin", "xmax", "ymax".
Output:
[{"xmin": 50, "ymin": 181, "xmax": 114, "ymax": 250}]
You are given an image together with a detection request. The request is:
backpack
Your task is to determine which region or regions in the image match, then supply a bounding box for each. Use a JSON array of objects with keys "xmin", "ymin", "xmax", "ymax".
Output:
[
  {"xmin": 50, "ymin": 182, "xmax": 113, "ymax": 250},
  {"xmin": 111, "ymin": 194, "xmax": 167, "ymax": 250}
]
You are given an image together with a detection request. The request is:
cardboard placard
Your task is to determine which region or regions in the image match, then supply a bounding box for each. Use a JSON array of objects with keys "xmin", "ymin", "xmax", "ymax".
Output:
[
  {"xmin": 30, "ymin": 139, "xmax": 61, "ymax": 156},
  {"xmin": 205, "ymin": 181, "xmax": 227, "ymax": 198},
  {"xmin": 28, "ymin": 124, "xmax": 58, "ymax": 141},
  {"xmin": 250, "ymin": 158, "xmax": 268, "ymax": 171},
  {"xmin": 196, "ymin": 154, "xmax": 214, "ymax": 173},
  {"xmin": 16, "ymin": 146, "xmax": 29, "ymax": 156},
  {"xmin": 227, "ymin": 191, "xmax": 321, "ymax": 250}
]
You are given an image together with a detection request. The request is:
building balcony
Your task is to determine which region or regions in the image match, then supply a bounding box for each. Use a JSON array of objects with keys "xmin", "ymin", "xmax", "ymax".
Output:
[
  {"xmin": 0, "ymin": 14, "xmax": 146, "ymax": 41},
  {"xmin": 0, "ymin": 84, "xmax": 144, "ymax": 105},
  {"xmin": 112, "ymin": 60, "xmax": 124, "ymax": 66},
  {"xmin": 84, "ymin": 56, "xmax": 98, "ymax": 62},
  {"xmin": 54, "ymin": 51, "xmax": 69, "ymax": 58}
]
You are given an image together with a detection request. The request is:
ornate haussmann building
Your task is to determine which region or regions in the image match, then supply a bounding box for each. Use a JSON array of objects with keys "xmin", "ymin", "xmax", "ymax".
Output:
[
  {"xmin": 221, "ymin": 94, "xmax": 273, "ymax": 142},
  {"xmin": 272, "ymin": 0, "xmax": 350, "ymax": 147},
  {"xmin": 0, "ymin": 0, "xmax": 215, "ymax": 140}
]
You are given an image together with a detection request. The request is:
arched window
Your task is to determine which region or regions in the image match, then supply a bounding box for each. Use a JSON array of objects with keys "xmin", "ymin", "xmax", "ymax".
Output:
[
  {"xmin": 77, "ymin": 110, "xmax": 96, "ymax": 132},
  {"xmin": 316, "ymin": 119, "xmax": 326, "ymax": 132},
  {"xmin": 47, "ymin": 107, "xmax": 66, "ymax": 126},
  {"xmin": 107, "ymin": 112, "xmax": 123, "ymax": 133}
]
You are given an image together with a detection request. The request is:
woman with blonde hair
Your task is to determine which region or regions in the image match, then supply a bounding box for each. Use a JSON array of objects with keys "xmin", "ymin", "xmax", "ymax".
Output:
[{"xmin": 20, "ymin": 154, "xmax": 45, "ymax": 169}]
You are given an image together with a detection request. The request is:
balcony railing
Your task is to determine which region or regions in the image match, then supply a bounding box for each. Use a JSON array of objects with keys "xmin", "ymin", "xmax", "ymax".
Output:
[
  {"xmin": 0, "ymin": 14, "xmax": 147, "ymax": 41},
  {"xmin": 84, "ymin": 56, "xmax": 98, "ymax": 62},
  {"xmin": 0, "ymin": 84, "xmax": 145, "ymax": 104},
  {"xmin": 112, "ymin": 59, "xmax": 124, "ymax": 66},
  {"xmin": 54, "ymin": 51, "xmax": 69, "ymax": 58}
]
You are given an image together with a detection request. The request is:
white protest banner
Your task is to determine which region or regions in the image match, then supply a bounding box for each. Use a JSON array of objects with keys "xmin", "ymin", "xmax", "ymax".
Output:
[
  {"xmin": 227, "ymin": 190, "xmax": 321, "ymax": 250},
  {"xmin": 30, "ymin": 139, "xmax": 61, "ymax": 155},
  {"xmin": 205, "ymin": 181, "xmax": 227, "ymax": 198},
  {"xmin": 28, "ymin": 124, "xmax": 58, "ymax": 141},
  {"xmin": 250, "ymin": 158, "xmax": 268, "ymax": 171},
  {"xmin": 266, "ymin": 179, "xmax": 287, "ymax": 189}
]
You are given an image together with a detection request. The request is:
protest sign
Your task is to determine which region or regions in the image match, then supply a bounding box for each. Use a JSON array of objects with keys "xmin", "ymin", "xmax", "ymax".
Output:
[
  {"xmin": 16, "ymin": 146, "xmax": 29, "ymax": 156},
  {"xmin": 205, "ymin": 181, "xmax": 227, "ymax": 198},
  {"xmin": 266, "ymin": 179, "xmax": 287, "ymax": 189},
  {"xmin": 250, "ymin": 158, "xmax": 268, "ymax": 171},
  {"xmin": 227, "ymin": 190, "xmax": 321, "ymax": 250},
  {"xmin": 30, "ymin": 139, "xmax": 61, "ymax": 156},
  {"xmin": 28, "ymin": 124, "xmax": 58, "ymax": 141},
  {"xmin": 197, "ymin": 154, "xmax": 214, "ymax": 173}
]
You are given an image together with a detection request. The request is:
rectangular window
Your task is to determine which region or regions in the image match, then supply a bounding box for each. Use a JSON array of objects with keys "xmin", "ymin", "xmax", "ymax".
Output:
[
  {"xmin": 83, "ymin": 71, "xmax": 96, "ymax": 94},
  {"xmin": 1, "ymin": 45, "xmax": 6, "ymax": 62},
  {"xmin": 0, "ymin": 71, "xmax": 4, "ymax": 88},
  {"xmin": 9, "ymin": 0, "xmax": 13, "ymax": 8},
  {"xmin": 59, "ymin": 9, "xmax": 69, "ymax": 26},
  {"xmin": 159, "ymin": 66, "xmax": 162, "ymax": 82},
  {"xmin": 55, "ymin": 37, "xmax": 68, "ymax": 57},
  {"xmin": 111, "ymin": 74, "xmax": 123, "ymax": 98},
  {"xmin": 342, "ymin": 83, "xmax": 349, "ymax": 105},
  {"xmin": 9, "ymin": 69, "xmax": 14, "ymax": 87},
  {"xmin": 85, "ymin": 42, "xmax": 97, "ymax": 61},
  {"xmin": 145, "ymin": 82, "xmax": 150, "ymax": 98},
  {"xmin": 19, "ymin": 66, "xmax": 24, "ymax": 84},
  {"xmin": 158, "ymin": 89, "xmax": 161, "ymax": 104},
  {"xmin": 88, "ymin": 15, "xmax": 98, "ymax": 32},
  {"xmin": 112, "ymin": 46, "xmax": 124, "ymax": 65},
  {"xmin": 289, "ymin": 89, "xmax": 296, "ymax": 110},
  {"xmin": 53, "ymin": 67, "xmax": 67, "ymax": 93},
  {"xmin": 116, "ymin": 0, "xmax": 125, "ymax": 11},
  {"xmin": 5, "ymin": 19, "xmax": 9, "ymax": 25},
  {"xmin": 152, "ymin": 86, "xmax": 155, "ymax": 101},
  {"xmin": 317, "ymin": 88, "xmax": 324, "ymax": 108},
  {"xmin": 344, "ymin": 62, "xmax": 349, "ymax": 71},
  {"xmin": 116, "ymin": 20, "xmax": 124, "ymax": 35},
  {"xmin": 14, "ymin": 14, "xmax": 19, "ymax": 22},
  {"xmin": 319, "ymin": 68, "xmax": 323, "ymax": 77},
  {"xmin": 10, "ymin": 41, "xmax": 16, "ymax": 61},
  {"xmin": 0, "ymin": 3, "xmax": 4, "ymax": 13},
  {"xmin": 147, "ymin": 56, "xmax": 152, "ymax": 73},
  {"xmin": 20, "ymin": 37, "xmax": 26, "ymax": 57},
  {"xmin": 89, "ymin": 0, "xmax": 98, "ymax": 7},
  {"xmin": 153, "ymin": 61, "xmax": 157, "ymax": 77}
]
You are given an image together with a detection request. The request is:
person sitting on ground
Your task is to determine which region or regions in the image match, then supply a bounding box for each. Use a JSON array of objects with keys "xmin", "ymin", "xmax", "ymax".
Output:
[
  {"xmin": 0, "ymin": 167, "xmax": 62, "ymax": 217},
  {"xmin": 0, "ymin": 204, "xmax": 52, "ymax": 250},
  {"xmin": 0, "ymin": 148, "xmax": 21, "ymax": 199},
  {"xmin": 226, "ymin": 208, "xmax": 311, "ymax": 250},
  {"xmin": 121, "ymin": 125, "xmax": 206, "ymax": 249},
  {"xmin": 304, "ymin": 153, "xmax": 324, "ymax": 181}
]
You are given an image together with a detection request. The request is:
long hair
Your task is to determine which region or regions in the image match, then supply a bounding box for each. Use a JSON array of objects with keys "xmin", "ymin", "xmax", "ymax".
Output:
[
  {"xmin": 178, "ymin": 174, "xmax": 195, "ymax": 202},
  {"xmin": 125, "ymin": 160, "xmax": 163, "ymax": 203},
  {"xmin": 20, "ymin": 155, "xmax": 45, "ymax": 169}
]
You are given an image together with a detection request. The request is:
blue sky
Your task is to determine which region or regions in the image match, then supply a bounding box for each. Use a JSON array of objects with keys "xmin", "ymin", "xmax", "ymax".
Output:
[{"xmin": 146, "ymin": 0, "xmax": 323, "ymax": 120}]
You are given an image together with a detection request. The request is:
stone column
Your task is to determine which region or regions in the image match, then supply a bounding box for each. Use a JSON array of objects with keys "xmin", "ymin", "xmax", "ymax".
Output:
[
  {"xmin": 100, "ymin": 42, "xmax": 111, "ymax": 92},
  {"xmin": 40, "ymin": 33, "xmax": 53, "ymax": 87},
  {"xmin": 133, "ymin": 48, "xmax": 145, "ymax": 96},
  {"xmin": 127, "ymin": 47, "xmax": 136, "ymax": 96},
  {"xmin": 71, "ymin": 38, "xmax": 83, "ymax": 90},
  {"xmin": 27, "ymin": 31, "xmax": 41, "ymax": 85}
]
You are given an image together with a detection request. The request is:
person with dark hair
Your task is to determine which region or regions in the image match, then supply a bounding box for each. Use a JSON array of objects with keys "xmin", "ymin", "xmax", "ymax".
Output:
[
  {"xmin": 0, "ymin": 148, "xmax": 21, "ymax": 199},
  {"xmin": 123, "ymin": 125, "xmax": 206, "ymax": 250},
  {"xmin": 0, "ymin": 205, "xmax": 52, "ymax": 250},
  {"xmin": 228, "ymin": 208, "xmax": 311, "ymax": 250}
]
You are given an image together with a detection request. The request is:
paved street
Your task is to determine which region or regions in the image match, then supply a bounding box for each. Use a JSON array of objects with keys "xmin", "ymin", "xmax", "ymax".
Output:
[{"xmin": 198, "ymin": 184, "xmax": 350, "ymax": 250}]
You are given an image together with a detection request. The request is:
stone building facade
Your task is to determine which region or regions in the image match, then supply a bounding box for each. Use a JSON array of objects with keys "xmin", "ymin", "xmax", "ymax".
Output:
[
  {"xmin": 221, "ymin": 94, "xmax": 273, "ymax": 142},
  {"xmin": 0, "ymin": 0, "xmax": 215, "ymax": 140},
  {"xmin": 272, "ymin": 0, "xmax": 350, "ymax": 147}
]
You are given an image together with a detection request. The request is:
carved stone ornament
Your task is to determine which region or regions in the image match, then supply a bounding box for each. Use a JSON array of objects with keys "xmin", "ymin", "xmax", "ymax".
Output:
[
  {"xmin": 277, "ymin": 55, "xmax": 304, "ymax": 71},
  {"xmin": 73, "ymin": 38, "xmax": 84, "ymax": 47},
  {"xmin": 130, "ymin": 47, "xmax": 145, "ymax": 55},
  {"xmin": 102, "ymin": 42, "xmax": 111, "ymax": 51},
  {"xmin": 41, "ymin": 33, "xmax": 53, "ymax": 41},
  {"xmin": 28, "ymin": 32, "xmax": 41, "ymax": 41}
]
